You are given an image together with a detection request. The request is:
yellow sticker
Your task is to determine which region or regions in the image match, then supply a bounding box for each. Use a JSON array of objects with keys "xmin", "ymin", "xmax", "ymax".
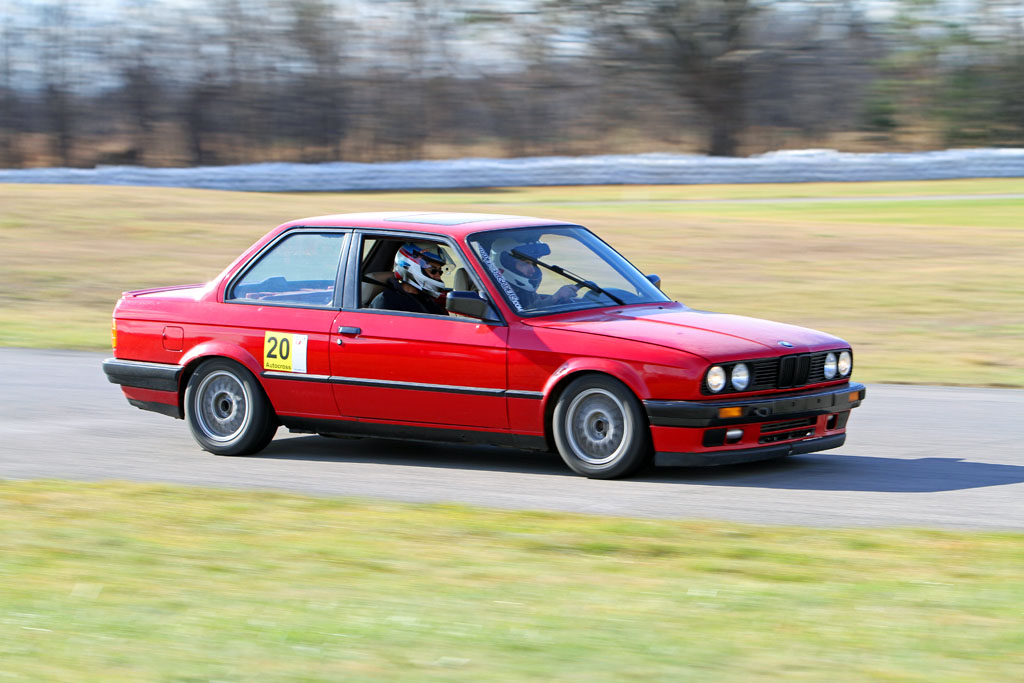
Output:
[{"xmin": 263, "ymin": 332, "xmax": 307, "ymax": 373}]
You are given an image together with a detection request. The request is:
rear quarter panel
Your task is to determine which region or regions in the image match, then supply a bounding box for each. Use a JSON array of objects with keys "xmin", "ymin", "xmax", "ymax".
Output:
[{"xmin": 114, "ymin": 293, "xmax": 340, "ymax": 419}]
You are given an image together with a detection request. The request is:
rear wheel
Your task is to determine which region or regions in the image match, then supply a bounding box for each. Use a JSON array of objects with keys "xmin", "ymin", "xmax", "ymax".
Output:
[
  {"xmin": 185, "ymin": 359, "xmax": 277, "ymax": 455},
  {"xmin": 552, "ymin": 375, "xmax": 651, "ymax": 479}
]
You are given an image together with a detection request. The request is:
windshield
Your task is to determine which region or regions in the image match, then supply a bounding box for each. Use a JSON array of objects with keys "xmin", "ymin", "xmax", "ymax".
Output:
[{"xmin": 468, "ymin": 226, "xmax": 670, "ymax": 316}]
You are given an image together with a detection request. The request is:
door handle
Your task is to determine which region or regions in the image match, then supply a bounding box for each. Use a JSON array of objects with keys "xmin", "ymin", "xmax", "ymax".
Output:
[{"xmin": 337, "ymin": 326, "xmax": 361, "ymax": 336}]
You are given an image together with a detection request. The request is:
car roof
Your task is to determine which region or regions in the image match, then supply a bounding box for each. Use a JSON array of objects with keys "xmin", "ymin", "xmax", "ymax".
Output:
[{"xmin": 277, "ymin": 211, "xmax": 579, "ymax": 240}]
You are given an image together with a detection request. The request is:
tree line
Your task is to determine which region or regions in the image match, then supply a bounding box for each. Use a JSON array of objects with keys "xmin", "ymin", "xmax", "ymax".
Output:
[{"xmin": 0, "ymin": 0, "xmax": 1022, "ymax": 168}]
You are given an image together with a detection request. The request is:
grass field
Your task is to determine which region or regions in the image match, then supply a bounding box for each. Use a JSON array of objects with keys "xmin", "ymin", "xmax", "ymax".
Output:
[
  {"xmin": 1, "ymin": 179, "xmax": 1022, "ymax": 386},
  {"xmin": 2, "ymin": 481, "xmax": 1022, "ymax": 681}
]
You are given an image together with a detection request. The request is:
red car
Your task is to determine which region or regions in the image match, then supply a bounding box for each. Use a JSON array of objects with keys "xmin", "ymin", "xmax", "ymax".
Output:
[{"xmin": 103, "ymin": 212, "xmax": 864, "ymax": 479}]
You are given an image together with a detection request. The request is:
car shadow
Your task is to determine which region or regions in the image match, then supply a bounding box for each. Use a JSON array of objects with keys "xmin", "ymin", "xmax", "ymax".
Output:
[
  {"xmin": 254, "ymin": 435, "xmax": 575, "ymax": 477},
  {"xmin": 639, "ymin": 452, "xmax": 1024, "ymax": 493},
  {"xmin": 252, "ymin": 436, "xmax": 1024, "ymax": 493}
]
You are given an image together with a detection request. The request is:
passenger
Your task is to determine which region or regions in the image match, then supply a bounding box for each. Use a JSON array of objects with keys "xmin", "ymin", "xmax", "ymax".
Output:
[
  {"xmin": 370, "ymin": 242, "xmax": 450, "ymax": 315},
  {"xmin": 489, "ymin": 238, "xmax": 576, "ymax": 310}
]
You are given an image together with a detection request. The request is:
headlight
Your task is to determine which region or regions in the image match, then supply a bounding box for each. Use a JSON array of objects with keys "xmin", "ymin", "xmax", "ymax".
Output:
[
  {"xmin": 823, "ymin": 352, "xmax": 838, "ymax": 380},
  {"xmin": 730, "ymin": 363, "xmax": 750, "ymax": 391},
  {"xmin": 838, "ymin": 350, "xmax": 852, "ymax": 376},
  {"xmin": 706, "ymin": 366, "xmax": 726, "ymax": 393}
]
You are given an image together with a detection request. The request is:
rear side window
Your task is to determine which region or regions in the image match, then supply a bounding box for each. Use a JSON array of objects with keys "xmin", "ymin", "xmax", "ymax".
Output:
[{"xmin": 227, "ymin": 232, "xmax": 345, "ymax": 307}]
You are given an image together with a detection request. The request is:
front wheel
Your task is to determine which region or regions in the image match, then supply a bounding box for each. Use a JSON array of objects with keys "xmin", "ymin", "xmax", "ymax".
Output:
[
  {"xmin": 552, "ymin": 375, "xmax": 651, "ymax": 479},
  {"xmin": 185, "ymin": 359, "xmax": 277, "ymax": 455}
]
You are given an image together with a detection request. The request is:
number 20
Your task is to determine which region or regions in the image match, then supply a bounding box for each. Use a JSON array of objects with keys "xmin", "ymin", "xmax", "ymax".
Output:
[{"xmin": 267, "ymin": 335, "xmax": 291, "ymax": 360}]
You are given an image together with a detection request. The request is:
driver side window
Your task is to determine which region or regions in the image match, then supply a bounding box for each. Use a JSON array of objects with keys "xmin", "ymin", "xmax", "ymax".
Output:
[{"xmin": 356, "ymin": 235, "xmax": 486, "ymax": 318}]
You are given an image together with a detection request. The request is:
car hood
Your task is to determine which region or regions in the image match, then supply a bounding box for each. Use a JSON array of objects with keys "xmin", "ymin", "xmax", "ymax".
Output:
[{"xmin": 524, "ymin": 303, "xmax": 846, "ymax": 361}]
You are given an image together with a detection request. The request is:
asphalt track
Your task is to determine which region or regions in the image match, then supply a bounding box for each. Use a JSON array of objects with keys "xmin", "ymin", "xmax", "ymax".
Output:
[{"xmin": 2, "ymin": 348, "xmax": 1022, "ymax": 530}]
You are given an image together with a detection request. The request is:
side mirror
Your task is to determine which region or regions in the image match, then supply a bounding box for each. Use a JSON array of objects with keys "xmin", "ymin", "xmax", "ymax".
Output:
[
  {"xmin": 646, "ymin": 274, "xmax": 662, "ymax": 289},
  {"xmin": 446, "ymin": 291, "xmax": 498, "ymax": 321}
]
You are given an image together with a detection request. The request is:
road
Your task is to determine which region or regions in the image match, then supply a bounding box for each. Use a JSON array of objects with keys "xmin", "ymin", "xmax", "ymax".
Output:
[{"xmin": 2, "ymin": 348, "xmax": 1022, "ymax": 529}]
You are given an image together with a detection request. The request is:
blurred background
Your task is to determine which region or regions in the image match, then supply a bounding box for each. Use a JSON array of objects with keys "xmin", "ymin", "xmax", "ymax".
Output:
[{"xmin": 0, "ymin": 0, "xmax": 1022, "ymax": 169}]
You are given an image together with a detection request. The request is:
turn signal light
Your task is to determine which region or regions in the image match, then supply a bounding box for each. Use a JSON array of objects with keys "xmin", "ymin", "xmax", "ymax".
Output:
[
  {"xmin": 718, "ymin": 406, "xmax": 743, "ymax": 419},
  {"xmin": 111, "ymin": 319, "xmax": 117, "ymax": 351},
  {"xmin": 849, "ymin": 391, "xmax": 862, "ymax": 402}
]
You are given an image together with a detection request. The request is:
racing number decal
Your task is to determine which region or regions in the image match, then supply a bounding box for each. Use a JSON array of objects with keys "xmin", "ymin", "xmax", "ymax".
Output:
[{"xmin": 263, "ymin": 332, "xmax": 308, "ymax": 373}]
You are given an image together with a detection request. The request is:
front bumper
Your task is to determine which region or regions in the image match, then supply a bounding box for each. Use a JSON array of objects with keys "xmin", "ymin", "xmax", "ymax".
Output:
[
  {"xmin": 654, "ymin": 433, "xmax": 846, "ymax": 467},
  {"xmin": 644, "ymin": 382, "xmax": 865, "ymax": 467},
  {"xmin": 644, "ymin": 382, "xmax": 865, "ymax": 428}
]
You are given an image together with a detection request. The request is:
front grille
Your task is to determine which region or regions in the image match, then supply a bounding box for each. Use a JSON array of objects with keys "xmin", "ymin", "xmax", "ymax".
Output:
[
  {"xmin": 759, "ymin": 417, "xmax": 816, "ymax": 443},
  {"xmin": 759, "ymin": 428, "xmax": 815, "ymax": 444},
  {"xmin": 702, "ymin": 349, "xmax": 850, "ymax": 395},
  {"xmin": 750, "ymin": 358, "xmax": 779, "ymax": 391},
  {"xmin": 808, "ymin": 354, "xmax": 827, "ymax": 383},
  {"xmin": 760, "ymin": 417, "xmax": 815, "ymax": 434},
  {"xmin": 777, "ymin": 354, "xmax": 811, "ymax": 388}
]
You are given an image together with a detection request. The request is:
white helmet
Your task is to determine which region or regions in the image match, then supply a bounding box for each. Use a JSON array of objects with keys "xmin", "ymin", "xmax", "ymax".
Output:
[
  {"xmin": 489, "ymin": 237, "xmax": 549, "ymax": 293},
  {"xmin": 394, "ymin": 242, "xmax": 451, "ymax": 297}
]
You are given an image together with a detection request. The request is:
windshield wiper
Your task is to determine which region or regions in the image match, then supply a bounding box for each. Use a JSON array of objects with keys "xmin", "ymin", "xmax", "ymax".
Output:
[{"xmin": 510, "ymin": 249, "xmax": 626, "ymax": 306}]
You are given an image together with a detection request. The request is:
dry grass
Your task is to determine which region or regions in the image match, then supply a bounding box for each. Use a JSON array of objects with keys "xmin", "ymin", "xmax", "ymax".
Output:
[{"xmin": 1, "ymin": 180, "xmax": 1022, "ymax": 386}]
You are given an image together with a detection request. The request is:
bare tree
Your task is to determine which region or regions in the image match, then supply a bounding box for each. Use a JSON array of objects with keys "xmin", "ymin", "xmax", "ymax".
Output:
[
  {"xmin": 183, "ymin": 70, "xmax": 221, "ymax": 165},
  {"xmin": 175, "ymin": 9, "xmax": 220, "ymax": 167},
  {"xmin": 653, "ymin": 0, "xmax": 756, "ymax": 156},
  {"xmin": 286, "ymin": 0, "xmax": 347, "ymax": 160},
  {"xmin": 0, "ymin": 13, "xmax": 20, "ymax": 166},
  {"xmin": 744, "ymin": 2, "xmax": 878, "ymax": 146},
  {"xmin": 38, "ymin": 1, "xmax": 76, "ymax": 165},
  {"xmin": 553, "ymin": 0, "xmax": 880, "ymax": 156},
  {"xmin": 104, "ymin": 1, "xmax": 164, "ymax": 164},
  {"xmin": 1, "ymin": 0, "xmax": 1021, "ymax": 168},
  {"xmin": 558, "ymin": 0, "xmax": 760, "ymax": 156}
]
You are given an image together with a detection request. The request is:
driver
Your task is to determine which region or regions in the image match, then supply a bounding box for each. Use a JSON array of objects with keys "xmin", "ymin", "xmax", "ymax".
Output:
[
  {"xmin": 489, "ymin": 238, "xmax": 576, "ymax": 310},
  {"xmin": 370, "ymin": 242, "xmax": 451, "ymax": 315}
]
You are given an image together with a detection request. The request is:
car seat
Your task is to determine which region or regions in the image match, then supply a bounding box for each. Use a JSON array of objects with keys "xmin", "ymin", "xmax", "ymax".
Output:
[
  {"xmin": 453, "ymin": 267, "xmax": 477, "ymax": 293},
  {"xmin": 361, "ymin": 271, "xmax": 392, "ymax": 306}
]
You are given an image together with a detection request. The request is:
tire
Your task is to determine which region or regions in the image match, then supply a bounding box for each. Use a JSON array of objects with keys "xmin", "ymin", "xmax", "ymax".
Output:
[
  {"xmin": 184, "ymin": 359, "xmax": 277, "ymax": 455},
  {"xmin": 552, "ymin": 375, "xmax": 651, "ymax": 479}
]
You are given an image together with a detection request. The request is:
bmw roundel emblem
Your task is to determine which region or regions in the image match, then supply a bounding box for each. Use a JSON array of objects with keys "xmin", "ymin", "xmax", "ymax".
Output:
[{"xmin": 778, "ymin": 340, "xmax": 794, "ymax": 348}]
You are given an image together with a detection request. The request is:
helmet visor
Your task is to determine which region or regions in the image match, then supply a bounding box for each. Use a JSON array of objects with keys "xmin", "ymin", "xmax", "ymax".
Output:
[{"xmin": 508, "ymin": 242, "xmax": 551, "ymax": 261}]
